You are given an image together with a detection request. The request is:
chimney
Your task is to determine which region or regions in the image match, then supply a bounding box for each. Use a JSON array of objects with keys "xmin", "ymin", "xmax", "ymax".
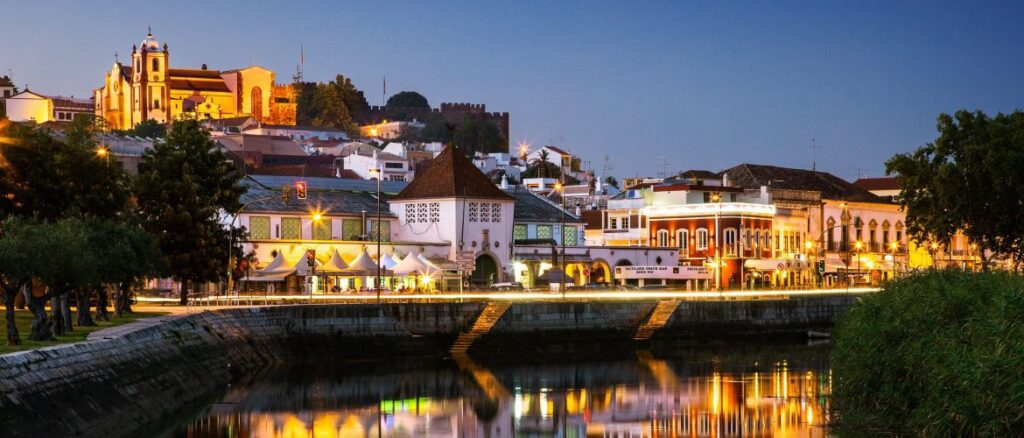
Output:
[
  {"xmin": 500, "ymin": 174, "xmax": 509, "ymax": 189},
  {"xmin": 722, "ymin": 172, "xmax": 729, "ymax": 187}
]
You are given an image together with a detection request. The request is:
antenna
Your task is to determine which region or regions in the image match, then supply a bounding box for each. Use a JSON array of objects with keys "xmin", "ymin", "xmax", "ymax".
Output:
[
  {"xmin": 657, "ymin": 156, "xmax": 668, "ymax": 178},
  {"xmin": 601, "ymin": 155, "xmax": 613, "ymax": 178},
  {"xmin": 809, "ymin": 138, "xmax": 821, "ymax": 171},
  {"xmin": 855, "ymin": 168, "xmax": 868, "ymax": 179},
  {"xmin": 383, "ymin": 75, "xmax": 387, "ymax": 106}
]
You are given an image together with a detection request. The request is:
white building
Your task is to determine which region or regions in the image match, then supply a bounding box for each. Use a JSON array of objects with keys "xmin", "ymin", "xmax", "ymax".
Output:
[
  {"xmin": 244, "ymin": 124, "xmax": 348, "ymax": 141},
  {"xmin": 390, "ymin": 146, "xmax": 516, "ymax": 285},
  {"xmin": 343, "ymin": 148, "xmax": 413, "ymax": 181}
]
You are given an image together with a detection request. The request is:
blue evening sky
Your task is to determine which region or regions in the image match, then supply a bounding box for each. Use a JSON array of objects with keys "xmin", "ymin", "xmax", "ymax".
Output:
[{"xmin": 2, "ymin": 1, "xmax": 1022, "ymax": 180}]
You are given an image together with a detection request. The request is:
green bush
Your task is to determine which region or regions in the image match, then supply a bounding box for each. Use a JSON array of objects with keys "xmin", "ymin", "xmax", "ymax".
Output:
[{"xmin": 831, "ymin": 270, "xmax": 1024, "ymax": 436}]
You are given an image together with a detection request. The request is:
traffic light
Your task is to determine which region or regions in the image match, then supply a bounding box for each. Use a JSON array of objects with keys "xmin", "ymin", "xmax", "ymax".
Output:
[
  {"xmin": 281, "ymin": 185, "xmax": 291, "ymax": 202},
  {"xmin": 306, "ymin": 249, "xmax": 315, "ymax": 267},
  {"xmin": 817, "ymin": 260, "xmax": 826, "ymax": 274},
  {"xmin": 295, "ymin": 181, "xmax": 307, "ymax": 200}
]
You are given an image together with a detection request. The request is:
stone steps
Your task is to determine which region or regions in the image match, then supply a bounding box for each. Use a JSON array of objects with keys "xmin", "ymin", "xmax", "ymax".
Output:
[
  {"xmin": 450, "ymin": 302, "xmax": 511, "ymax": 354},
  {"xmin": 634, "ymin": 300, "xmax": 680, "ymax": 341}
]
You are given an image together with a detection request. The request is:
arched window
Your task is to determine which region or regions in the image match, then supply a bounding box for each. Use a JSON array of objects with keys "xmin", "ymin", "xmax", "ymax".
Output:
[
  {"xmin": 753, "ymin": 230, "xmax": 761, "ymax": 251},
  {"xmin": 677, "ymin": 229, "xmax": 689, "ymax": 252},
  {"xmin": 696, "ymin": 228, "xmax": 709, "ymax": 250},
  {"xmin": 656, "ymin": 229, "xmax": 669, "ymax": 247},
  {"xmin": 151, "ymin": 58, "xmax": 159, "ymax": 72},
  {"xmin": 250, "ymin": 87, "xmax": 263, "ymax": 121},
  {"xmin": 724, "ymin": 228, "xmax": 738, "ymax": 256}
]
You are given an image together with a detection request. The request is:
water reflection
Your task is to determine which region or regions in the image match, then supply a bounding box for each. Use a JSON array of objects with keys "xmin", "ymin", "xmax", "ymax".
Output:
[{"xmin": 161, "ymin": 347, "xmax": 830, "ymax": 437}]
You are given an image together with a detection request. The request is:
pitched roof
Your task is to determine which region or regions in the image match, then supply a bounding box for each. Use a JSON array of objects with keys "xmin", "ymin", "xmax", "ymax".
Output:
[
  {"xmin": 542, "ymin": 145, "xmax": 570, "ymax": 155},
  {"xmin": 721, "ymin": 163, "xmax": 883, "ymax": 203},
  {"xmin": 249, "ymin": 174, "xmax": 408, "ymax": 195},
  {"xmin": 393, "ymin": 145, "xmax": 512, "ymax": 201},
  {"xmin": 240, "ymin": 176, "xmax": 393, "ymax": 217},
  {"xmin": 217, "ymin": 135, "xmax": 309, "ymax": 157},
  {"xmin": 853, "ymin": 176, "xmax": 902, "ymax": 191},
  {"xmin": 503, "ymin": 187, "xmax": 582, "ymax": 224},
  {"xmin": 675, "ymin": 169, "xmax": 719, "ymax": 181},
  {"xmin": 168, "ymin": 68, "xmax": 231, "ymax": 93}
]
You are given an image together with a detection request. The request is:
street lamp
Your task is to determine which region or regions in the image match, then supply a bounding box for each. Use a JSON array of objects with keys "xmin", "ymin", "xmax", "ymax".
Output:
[
  {"xmin": 555, "ymin": 181, "xmax": 566, "ymax": 297},
  {"xmin": 889, "ymin": 241, "xmax": 899, "ymax": 280},
  {"xmin": 854, "ymin": 241, "xmax": 863, "ymax": 283},
  {"xmin": 309, "ymin": 210, "xmax": 324, "ymax": 297},
  {"xmin": 710, "ymin": 192, "xmax": 722, "ymax": 292},
  {"xmin": 95, "ymin": 146, "xmax": 109, "ymax": 166},
  {"xmin": 368, "ymin": 167, "xmax": 383, "ymax": 304}
]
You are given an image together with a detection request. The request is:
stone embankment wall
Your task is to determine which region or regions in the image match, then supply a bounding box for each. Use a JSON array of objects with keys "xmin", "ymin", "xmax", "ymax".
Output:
[{"xmin": 0, "ymin": 296, "xmax": 857, "ymax": 437}]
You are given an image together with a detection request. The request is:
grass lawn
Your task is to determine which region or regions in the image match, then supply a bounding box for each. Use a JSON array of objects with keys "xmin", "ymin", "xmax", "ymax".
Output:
[{"xmin": 1, "ymin": 309, "xmax": 168, "ymax": 354}]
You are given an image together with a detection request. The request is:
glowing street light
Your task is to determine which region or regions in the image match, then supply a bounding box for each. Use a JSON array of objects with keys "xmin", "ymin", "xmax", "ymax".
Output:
[{"xmin": 95, "ymin": 146, "xmax": 110, "ymax": 165}]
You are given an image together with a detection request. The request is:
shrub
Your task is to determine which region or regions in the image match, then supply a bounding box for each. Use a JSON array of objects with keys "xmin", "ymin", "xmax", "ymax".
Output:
[{"xmin": 831, "ymin": 270, "xmax": 1024, "ymax": 436}]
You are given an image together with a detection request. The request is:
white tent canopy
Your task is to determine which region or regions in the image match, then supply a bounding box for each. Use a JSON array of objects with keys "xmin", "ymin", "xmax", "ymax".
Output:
[
  {"xmin": 319, "ymin": 249, "xmax": 350, "ymax": 274},
  {"xmin": 393, "ymin": 249, "xmax": 431, "ymax": 276},
  {"xmin": 380, "ymin": 253, "xmax": 399, "ymax": 269},
  {"xmin": 341, "ymin": 248, "xmax": 384, "ymax": 275}
]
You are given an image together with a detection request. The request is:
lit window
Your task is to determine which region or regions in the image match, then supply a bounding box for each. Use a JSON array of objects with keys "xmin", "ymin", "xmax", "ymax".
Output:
[
  {"xmin": 248, "ymin": 216, "xmax": 270, "ymax": 240},
  {"xmin": 724, "ymin": 228, "xmax": 738, "ymax": 256},
  {"xmin": 656, "ymin": 230, "xmax": 669, "ymax": 247},
  {"xmin": 564, "ymin": 226, "xmax": 577, "ymax": 246},
  {"xmin": 281, "ymin": 217, "xmax": 301, "ymax": 240},
  {"xmin": 537, "ymin": 225, "xmax": 552, "ymax": 240},
  {"xmin": 677, "ymin": 229, "xmax": 689, "ymax": 252},
  {"xmin": 696, "ymin": 228, "xmax": 709, "ymax": 250},
  {"xmin": 341, "ymin": 219, "xmax": 361, "ymax": 240},
  {"xmin": 513, "ymin": 225, "xmax": 527, "ymax": 241}
]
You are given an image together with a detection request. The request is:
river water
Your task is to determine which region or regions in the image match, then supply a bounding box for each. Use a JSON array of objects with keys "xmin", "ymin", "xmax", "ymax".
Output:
[{"xmin": 156, "ymin": 342, "xmax": 831, "ymax": 437}]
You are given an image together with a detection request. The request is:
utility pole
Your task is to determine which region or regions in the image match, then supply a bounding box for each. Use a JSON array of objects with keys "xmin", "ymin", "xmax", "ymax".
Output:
[{"xmin": 809, "ymin": 138, "xmax": 821, "ymax": 171}]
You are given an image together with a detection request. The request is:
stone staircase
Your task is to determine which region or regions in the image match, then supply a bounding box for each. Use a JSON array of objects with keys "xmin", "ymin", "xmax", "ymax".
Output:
[
  {"xmin": 450, "ymin": 302, "xmax": 511, "ymax": 354},
  {"xmin": 634, "ymin": 300, "xmax": 680, "ymax": 341}
]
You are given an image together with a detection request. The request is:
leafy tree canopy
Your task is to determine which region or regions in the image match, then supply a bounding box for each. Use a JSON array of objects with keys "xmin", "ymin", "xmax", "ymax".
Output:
[
  {"xmin": 386, "ymin": 91, "xmax": 430, "ymax": 109},
  {"xmin": 452, "ymin": 116, "xmax": 506, "ymax": 157},
  {"xmin": 134, "ymin": 120, "xmax": 245, "ymax": 303},
  {"xmin": 886, "ymin": 110, "xmax": 1024, "ymax": 268}
]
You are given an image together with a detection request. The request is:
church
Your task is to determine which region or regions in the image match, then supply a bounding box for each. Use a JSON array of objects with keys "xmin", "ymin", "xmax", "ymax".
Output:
[{"xmin": 94, "ymin": 31, "xmax": 296, "ymax": 130}]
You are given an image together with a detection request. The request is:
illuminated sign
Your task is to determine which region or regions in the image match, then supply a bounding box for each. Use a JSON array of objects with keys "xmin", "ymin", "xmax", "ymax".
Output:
[{"xmin": 615, "ymin": 265, "xmax": 711, "ymax": 280}]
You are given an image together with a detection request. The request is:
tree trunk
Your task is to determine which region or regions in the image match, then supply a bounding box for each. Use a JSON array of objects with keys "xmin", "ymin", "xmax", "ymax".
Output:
[
  {"xmin": 27, "ymin": 292, "xmax": 52, "ymax": 341},
  {"xmin": 60, "ymin": 293, "xmax": 72, "ymax": 333},
  {"xmin": 980, "ymin": 248, "xmax": 989, "ymax": 273},
  {"xmin": 179, "ymin": 280, "xmax": 189, "ymax": 306},
  {"xmin": 5, "ymin": 290, "xmax": 20, "ymax": 346},
  {"xmin": 76, "ymin": 289, "xmax": 95, "ymax": 327},
  {"xmin": 51, "ymin": 293, "xmax": 66, "ymax": 337},
  {"xmin": 95, "ymin": 286, "xmax": 110, "ymax": 321},
  {"xmin": 115, "ymin": 282, "xmax": 133, "ymax": 317}
]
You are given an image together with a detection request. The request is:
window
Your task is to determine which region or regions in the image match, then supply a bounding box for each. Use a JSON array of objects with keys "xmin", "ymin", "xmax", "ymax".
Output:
[
  {"xmin": 249, "ymin": 216, "xmax": 270, "ymax": 240},
  {"xmin": 564, "ymin": 226, "xmax": 578, "ymax": 246},
  {"xmin": 609, "ymin": 217, "xmax": 618, "ymax": 229},
  {"xmin": 730, "ymin": 193, "xmax": 737, "ymax": 202},
  {"xmin": 153, "ymin": 99, "xmax": 160, "ymax": 109},
  {"xmin": 314, "ymin": 221, "xmax": 331, "ymax": 240},
  {"xmin": 369, "ymin": 220, "xmax": 390, "ymax": 242},
  {"xmin": 384, "ymin": 162, "xmax": 404, "ymax": 169},
  {"xmin": 480, "ymin": 203, "xmax": 490, "ymax": 222},
  {"xmin": 896, "ymin": 230, "xmax": 903, "ymax": 243},
  {"xmin": 250, "ymin": 87, "xmax": 262, "ymax": 120},
  {"xmin": 724, "ymin": 228, "xmax": 738, "ymax": 256},
  {"xmin": 429, "ymin": 203, "xmax": 440, "ymax": 223},
  {"xmin": 417, "ymin": 203, "xmax": 429, "ymax": 223},
  {"xmin": 883, "ymin": 230, "xmax": 890, "ymax": 245},
  {"xmin": 678, "ymin": 229, "xmax": 689, "ymax": 252},
  {"xmin": 341, "ymin": 219, "xmax": 361, "ymax": 240},
  {"xmin": 696, "ymin": 228, "xmax": 709, "ymax": 250},
  {"xmin": 468, "ymin": 202, "xmax": 479, "ymax": 222},
  {"xmin": 622, "ymin": 216, "xmax": 630, "ymax": 229},
  {"xmin": 491, "ymin": 204, "xmax": 502, "ymax": 223},
  {"xmin": 152, "ymin": 58, "xmax": 159, "ymax": 72},
  {"xmin": 281, "ymin": 217, "xmax": 301, "ymax": 240},
  {"xmin": 537, "ymin": 225, "xmax": 552, "ymax": 240},
  {"xmin": 513, "ymin": 225, "xmax": 527, "ymax": 241},
  {"xmin": 657, "ymin": 230, "xmax": 669, "ymax": 247},
  {"xmin": 405, "ymin": 204, "xmax": 416, "ymax": 223},
  {"xmin": 754, "ymin": 230, "xmax": 761, "ymax": 250}
]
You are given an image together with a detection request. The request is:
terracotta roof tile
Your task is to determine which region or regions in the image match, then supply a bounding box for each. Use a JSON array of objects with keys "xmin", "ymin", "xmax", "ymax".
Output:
[
  {"xmin": 853, "ymin": 177, "xmax": 902, "ymax": 191},
  {"xmin": 393, "ymin": 145, "xmax": 512, "ymax": 201}
]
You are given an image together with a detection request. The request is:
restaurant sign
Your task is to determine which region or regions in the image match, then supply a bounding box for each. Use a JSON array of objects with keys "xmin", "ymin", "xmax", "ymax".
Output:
[{"xmin": 615, "ymin": 265, "xmax": 711, "ymax": 280}]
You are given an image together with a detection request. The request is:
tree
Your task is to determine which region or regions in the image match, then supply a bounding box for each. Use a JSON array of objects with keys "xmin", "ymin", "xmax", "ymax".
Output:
[
  {"xmin": 293, "ymin": 81, "xmax": 319, "ymax": 126},
  {"xmin": 604, "ymin": 176, "xmax": 620, "ymax": 189},
  {"xmin": 0, "ymin": 217, "xmax": 36, "ymax": 345},
  {"xmin": 311, "ymin": 81, "xmax": 358, "ymax": 135},
  {"xmin": 124, "ymin": 119, "xmax": 167, "ymax": 138},
  {"xmin": 135, "ymin": 120, "xmax": 245, "ymax": 304},
  {"xmin": 421, "ymin": 113, "xmax": 455, "ymax": 144},
  {"xmin": 528, "ymin": 150, "xmax": 553, "ymax": 179},
  {"xmin": 886, "ymin": 110, "xmax": 1024, "ymax": 270},
  {"xmin": 302, "ymin": 75, "xmax": 369, "ymax": 134},
  {"xmin": 452, "ymin": 116, "xmax": 506, "ymax": 156},
  {"xmin": 90, "ymin": 218, "xmax": 165, "ymax": 318},
  {"xmin": 32, "ymin": 218, "xmax": 96, "ymax": 336},
  {"xmin": 386, "ymin": 91, "xmax": 430, "ymax": 109}
]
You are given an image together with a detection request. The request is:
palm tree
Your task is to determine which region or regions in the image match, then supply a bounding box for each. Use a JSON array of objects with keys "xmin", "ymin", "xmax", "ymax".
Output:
[{"xmin": 529, "ymin": 149, "xmax": 551, "ymax": 179}]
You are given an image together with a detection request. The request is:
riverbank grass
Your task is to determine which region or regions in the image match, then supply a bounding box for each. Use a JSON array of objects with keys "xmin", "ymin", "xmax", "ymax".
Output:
[
  {"xmin": 2, "ymin": 310, "xmax": 168, "ymax": 354},
  {"xmin": 831, "ymin": 270, "xmax": 1024, "ymax": 436}
]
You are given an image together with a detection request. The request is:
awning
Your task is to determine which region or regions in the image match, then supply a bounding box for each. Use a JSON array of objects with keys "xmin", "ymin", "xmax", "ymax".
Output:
[
  {"xmin": 514, "ymin": 253, "xmax": 593, "ymax": 263},
  {"xmin": 825, "ymin": 259, "xmax": 847, "ymax": 273},
  {"xmin": 241, "ymin": 271, "xmax": 292, "ymax": 282}
]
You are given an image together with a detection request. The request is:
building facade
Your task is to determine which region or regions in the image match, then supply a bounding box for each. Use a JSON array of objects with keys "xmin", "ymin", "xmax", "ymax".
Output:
[{"xmin": 94, "ymin": 31, "xmax": 296, "ymax": 130}]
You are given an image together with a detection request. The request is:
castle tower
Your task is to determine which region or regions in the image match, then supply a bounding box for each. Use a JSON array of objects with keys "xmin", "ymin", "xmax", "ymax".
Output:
[{"xmin": 130, "ymin": 30, "xmax": 170, "ymax": 124}]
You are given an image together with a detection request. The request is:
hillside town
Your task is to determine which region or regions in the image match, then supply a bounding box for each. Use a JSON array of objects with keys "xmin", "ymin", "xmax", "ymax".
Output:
[{"xmin": 0, "ymin": 31, "xmax": 995, "ymax": 300}]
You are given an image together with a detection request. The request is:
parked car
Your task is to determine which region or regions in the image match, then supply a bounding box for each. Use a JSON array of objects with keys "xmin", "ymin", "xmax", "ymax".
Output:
[{"xmin": 490, "ymin": 282, "xmax": 524, "ymax": 291}]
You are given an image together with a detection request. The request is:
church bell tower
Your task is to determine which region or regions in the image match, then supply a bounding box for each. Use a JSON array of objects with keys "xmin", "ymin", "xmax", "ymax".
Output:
[{"xmin": 131, "ymin": 29, "xmax": 170, "ymax": 125}]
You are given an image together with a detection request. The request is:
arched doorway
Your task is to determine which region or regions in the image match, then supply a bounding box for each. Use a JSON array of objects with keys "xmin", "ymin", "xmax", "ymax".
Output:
[
  {"xmin": 590, "ymin": 259, "xmax": 612, "ymax": 285},
  {"xmin": 471, "ymin": 254, "xmax": 498, "ymax": 287},
  {"xmin": 250, "ymin": 87, "xmax": 263, "ymax": 121}
]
